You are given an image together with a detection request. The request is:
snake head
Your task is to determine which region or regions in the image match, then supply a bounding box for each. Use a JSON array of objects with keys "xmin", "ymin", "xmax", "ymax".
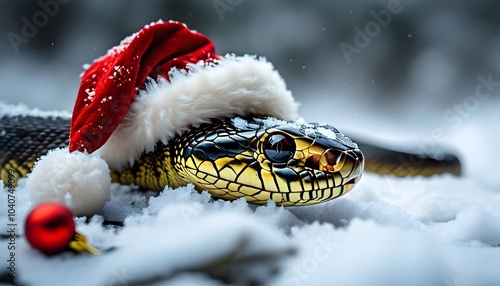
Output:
[{"xmin": 176, "ymin": 116, "xmax": 364, "ymax": 206}]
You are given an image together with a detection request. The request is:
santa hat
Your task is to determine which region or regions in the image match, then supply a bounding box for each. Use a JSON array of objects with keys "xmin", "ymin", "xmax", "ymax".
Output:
[{"xmin": 27, "ymin": 20, "xmax": 299, "ymax": 217}]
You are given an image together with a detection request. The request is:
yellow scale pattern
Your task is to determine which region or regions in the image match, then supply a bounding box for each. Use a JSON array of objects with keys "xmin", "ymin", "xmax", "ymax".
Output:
[
  {"xmin": 1, "ymin": 159, "xmax": 33, "ymax": 188},
  {"xmin": 112, "ymin": 142, "xmax": 186, "ymax": 191},
  {"xmin": 172, "ymin": 124, "xmax": 355, "ymax": 206}
]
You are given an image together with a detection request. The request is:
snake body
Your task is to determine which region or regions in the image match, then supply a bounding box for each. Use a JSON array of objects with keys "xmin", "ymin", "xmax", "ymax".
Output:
[{"xmin": 0, "ymin": 115, "xmax": 460, "ymax": 206}]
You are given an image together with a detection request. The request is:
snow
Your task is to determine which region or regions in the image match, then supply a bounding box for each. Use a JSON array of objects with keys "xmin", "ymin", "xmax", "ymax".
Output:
[
  {"xmin": 0, "ymin": 102, "xmax": 71, "ymax": 119},
  {"xmin": 1, "ymin": 104, "xmax": 500, "ymax": 286}
]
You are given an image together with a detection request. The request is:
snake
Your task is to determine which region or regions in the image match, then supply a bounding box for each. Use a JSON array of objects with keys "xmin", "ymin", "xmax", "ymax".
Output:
[{"xmin": 0, "ymin": 114, "xmax": 461, "ymax": 206}]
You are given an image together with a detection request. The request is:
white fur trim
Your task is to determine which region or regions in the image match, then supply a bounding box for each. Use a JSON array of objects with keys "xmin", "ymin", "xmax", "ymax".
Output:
[
  {"xmin": 99, "ymin": 54, "xmax": 299, "ymax": 170},
  {"xmin": 27, "ymin": 148, "xmax": 111, "ymax": 217}
]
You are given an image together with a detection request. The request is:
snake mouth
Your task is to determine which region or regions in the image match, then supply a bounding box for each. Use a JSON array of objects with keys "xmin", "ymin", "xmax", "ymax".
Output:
[
  {"xmin": 345, "ymin": 175, "xmax": 360, "ymax": 185},
  {"xmin": 342, "ymin": 149, "xmax": 364, "ymax": 186}
]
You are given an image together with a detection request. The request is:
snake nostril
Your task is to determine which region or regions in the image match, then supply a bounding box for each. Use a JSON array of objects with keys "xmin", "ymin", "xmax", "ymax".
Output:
[
  {"xmin": 305, "ymin": 154, "xmax": 321, "ymax": 170},
  {"xmin": 320, "ymin": 149, "xmax": 345, "ymax": 172}
]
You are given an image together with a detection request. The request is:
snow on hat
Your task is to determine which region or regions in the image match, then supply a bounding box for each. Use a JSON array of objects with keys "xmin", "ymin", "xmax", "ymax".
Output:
[{"xmin": 27, "ymin": 20, "xmax": 299, "ymax": 217}]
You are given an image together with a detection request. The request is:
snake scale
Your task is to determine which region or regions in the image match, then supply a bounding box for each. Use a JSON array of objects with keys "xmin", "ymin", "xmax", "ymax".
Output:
[{"xmin": 0, "ymin": 114, "xmax": 460, "ymax": 206}]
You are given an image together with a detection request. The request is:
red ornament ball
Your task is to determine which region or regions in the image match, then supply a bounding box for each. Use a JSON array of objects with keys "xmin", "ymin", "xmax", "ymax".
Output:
[{"xmin": 24, "ymin": 202, "xmax": 76, "ymax": 255}]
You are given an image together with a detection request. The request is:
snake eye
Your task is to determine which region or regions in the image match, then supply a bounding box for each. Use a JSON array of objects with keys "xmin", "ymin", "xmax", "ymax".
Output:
[{"xmin": 264, "ymin": 133, "xmax": 296, "ymax": 163}]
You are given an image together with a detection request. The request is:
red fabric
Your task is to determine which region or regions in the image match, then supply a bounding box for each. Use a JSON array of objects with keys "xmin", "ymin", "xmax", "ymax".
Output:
[{"xmin": 69, "ymin": 21, "xmax": 218, "ymax": 153}]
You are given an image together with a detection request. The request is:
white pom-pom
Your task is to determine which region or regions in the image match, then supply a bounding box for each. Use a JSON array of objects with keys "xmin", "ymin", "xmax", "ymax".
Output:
[{"xmin": 27, "ymin": 148, "xmax": 111, "ymax": 217}]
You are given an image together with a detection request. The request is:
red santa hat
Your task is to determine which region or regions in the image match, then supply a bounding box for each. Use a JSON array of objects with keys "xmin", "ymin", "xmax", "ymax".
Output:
[{"xmin": 27, "ymin": 20, "xmax": 299, "ymax": 217}]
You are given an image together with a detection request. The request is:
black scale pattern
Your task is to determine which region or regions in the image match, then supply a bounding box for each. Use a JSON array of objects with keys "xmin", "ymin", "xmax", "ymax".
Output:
[{"xmin": 0, "ymin": 115, "xmax": 70, "ymax": 183}]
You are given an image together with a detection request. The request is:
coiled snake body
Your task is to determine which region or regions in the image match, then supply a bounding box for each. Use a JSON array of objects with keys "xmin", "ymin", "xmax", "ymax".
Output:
[{"xmin": 0, "ymin": 115, "xmax": 460, "ymax": 206}]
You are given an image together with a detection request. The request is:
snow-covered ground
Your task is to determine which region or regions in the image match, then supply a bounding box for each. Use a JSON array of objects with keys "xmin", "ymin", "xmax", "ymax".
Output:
[{"xmin": 1, "ymin": 99, "xmax": 500, "ymax": 286}]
